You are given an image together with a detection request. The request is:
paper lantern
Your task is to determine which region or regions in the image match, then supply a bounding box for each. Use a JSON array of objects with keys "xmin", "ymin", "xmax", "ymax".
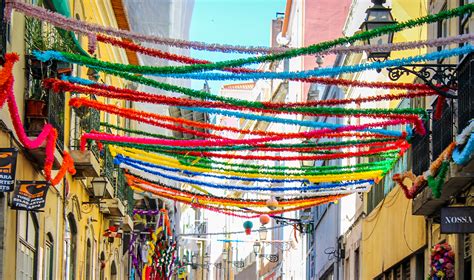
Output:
[
  {"xmin": 259, "ymin": 214, "xmax": 270, "ymax": 225},
  {"xmin": 266, "ymin": 197, "xmax": 279, "ymax": 210},
  {"xmin": 243, "ymin": 221, "xmax": 253, "ymax": 235}
]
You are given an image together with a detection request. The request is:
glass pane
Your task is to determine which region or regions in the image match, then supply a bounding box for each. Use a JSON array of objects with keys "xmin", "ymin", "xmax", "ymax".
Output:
[
  {"xmin": 27, "ymin": 214, "xmax": 36, "ymax": 245},
  {"xmin": 18, "ymin": 211, "xmax": 26, "ymax": 239}
]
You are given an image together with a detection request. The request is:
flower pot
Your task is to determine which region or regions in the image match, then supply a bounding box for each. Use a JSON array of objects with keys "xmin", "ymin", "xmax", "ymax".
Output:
[{"xmin": 25, "ymin": 99, "xmax": 46, "ymax": 117}]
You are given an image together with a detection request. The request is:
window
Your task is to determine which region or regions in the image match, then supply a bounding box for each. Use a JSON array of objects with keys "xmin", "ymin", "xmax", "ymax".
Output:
[
  {"xmin": 16, "ymin": 211, "xmax": 38, "ymax": 280},
  {"xmin": 354, "ymin": 248, "xmax": 360, "ymax": 280},
  {"xmin": 85, "ymin": 239, "xmax": 92, "ymax": 280},
  {"xmin": 464, "ymin": 234, "xmax": 472, "ymax": 280},
  {"xmin": 44, "ymin": 233, "xmax": 54, "ymax": 280},
  {"xmin": 64, "ymin": 214, "xmax": 77, "ymax": 280},
  {"xmin": 111, "ymin": 261, "xmax": 118, "ymax": 280},
  {"xmin": 99, "ymin": 252, "xmax": 106, "ymax": 280}
]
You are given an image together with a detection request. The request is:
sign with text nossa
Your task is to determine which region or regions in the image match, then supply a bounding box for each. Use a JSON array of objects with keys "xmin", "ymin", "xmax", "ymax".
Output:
[
  {"xmin": 441, "ymin": 207, "xmax": 474, "ymax": 234},
  {"xmin": 11, "ymin": 181, "xmax": 49, "ymax": 211},
  {"xmin": 0, "ymin": 148, "xmax": 18, "ymax": 192}
]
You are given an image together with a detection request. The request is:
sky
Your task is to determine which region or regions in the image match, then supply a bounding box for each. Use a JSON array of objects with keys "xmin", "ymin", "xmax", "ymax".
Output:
[
  {"xmin": 187, "ymin": 0, "xmax": 287, "ymax": 266},
  {"xmin": 189, "ymin": 0, "xmax": 286, "ymax": 92}
]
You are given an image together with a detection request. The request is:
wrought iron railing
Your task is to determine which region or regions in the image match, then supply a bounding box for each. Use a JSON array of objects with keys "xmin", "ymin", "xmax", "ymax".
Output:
[
  {"xmin": 24, "ymin": 16, "xmax": 77, "ymax": 150},
  {"xmin": 102, "ymin": 146, "xmax": 115, "ymax": 188},
  {"xmin": 47, "ymin": 89, "xmax": 65, "ymax": 148},
  {"xmin": 457, "ymin": 52, "xmax": 473, "ymax": 133},
  {"xmin": 411, "ymin": 119, "xmax": 430, "ymax": 176},
  {"xmin": 116, "ymin": 167, "xmax": 134, "ymax": 216},
  {"xmin": 70, "ymin": 96, "xmax": 100, "ymax": 159},
  {"xmin": 431, "ymin": 98, "xmax": 453, "ymax": 161}
]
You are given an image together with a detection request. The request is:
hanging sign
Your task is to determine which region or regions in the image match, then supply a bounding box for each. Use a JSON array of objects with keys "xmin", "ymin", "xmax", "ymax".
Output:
[
  {"xmin": 0, "ymin": 148, "xmax": 18, "ymax": 192},
  {"xmin": 11, "ymin": 181, "xmax": 49, "ymax": 210},
  {"xmin": 441, "ymin": 207, "xmax": 474, "ymax": 233}
]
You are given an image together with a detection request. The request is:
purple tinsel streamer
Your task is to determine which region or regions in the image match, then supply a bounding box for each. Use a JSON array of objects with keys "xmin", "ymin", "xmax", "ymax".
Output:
[{"xmin": 5, "ymin": 1, "xmax": 473, "ymax": 55}]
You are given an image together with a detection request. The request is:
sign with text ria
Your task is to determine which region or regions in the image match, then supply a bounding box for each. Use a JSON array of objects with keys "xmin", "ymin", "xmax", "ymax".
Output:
[
  {"xmin": 0, "ymin": 148, "xmax": 18, "ymax": 192},
  {"xmin": 441, "ymin": 207, "xmax": 474, "ymax": 234}
]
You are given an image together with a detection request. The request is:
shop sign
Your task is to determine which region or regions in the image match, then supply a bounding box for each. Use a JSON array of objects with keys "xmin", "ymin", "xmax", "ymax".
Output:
[
  {"xmin": 11, "ymin": 181, "xmax": 49, "ymax": 211},
  {"xmin": 441, "ymin": 207, "xmax": 474, "ymax": 233},
  {"xmin": 0, "ymin": 148, "xmax": 18, "ymax": 192}
]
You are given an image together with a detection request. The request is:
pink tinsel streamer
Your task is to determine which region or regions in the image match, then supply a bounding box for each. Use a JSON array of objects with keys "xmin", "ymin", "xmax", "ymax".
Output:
[
  {"xmin": 6, "ymin": 1, "xmax": 473, "ymax": 55},
  {"xmin": 80, "ymin": 119, "xmax": 414, "ymax": 150},
  {"xmin": 0, "ymin": 53, "xmax": 75, "ymax": 184}
]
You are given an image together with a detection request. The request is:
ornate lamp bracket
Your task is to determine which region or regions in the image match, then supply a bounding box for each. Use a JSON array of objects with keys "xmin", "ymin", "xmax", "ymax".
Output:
[{"xmin": 386, "ymin": 64, "xmax": 458, "ymax": 99}]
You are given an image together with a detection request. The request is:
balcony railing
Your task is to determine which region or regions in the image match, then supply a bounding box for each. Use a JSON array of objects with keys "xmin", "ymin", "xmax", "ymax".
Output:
[
  {"xmin": 411, "ymin": 119, "xmax": 430, "ymax": 176},
  {"xmin": 457, "ymin": 52, "xmax": 473, "ymax": 133},
  {"xmin": 24, "ymin": 16, "xmax": 77, "ymax": 150},
  {"xmin": 70, "ymin": 98, "xmax": 100, "ymax": 159},
  {"xmin": 102, "ymin": 146, "xmax": 115, "ymax": 188},
  {"xmin": 431, "ymin": 98, "xmax": 453, "ymax": 161},
  {"xmin": 116, "ymin": 167, "xmax": 134, "ymax": 216}
]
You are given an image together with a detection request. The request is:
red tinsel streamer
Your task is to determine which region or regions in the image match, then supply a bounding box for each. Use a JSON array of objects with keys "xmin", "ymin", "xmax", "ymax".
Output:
[
  {"xmin": 172, "ymin": 140, "xmax": 408, "ymax": 161},
  {"xmin": 0, "ymin": 53, "xmax": 76, "ymax": 185},
  {"xmin": 71, "ymin": 97, "xmax": 420, "ymax": 140},
  {"xmin": 97, "ymin": 34, "xmax": 255, "ymax": 73},
  {"xmin": 50, "ymin": 80, "xmax": 426, "ymax": 134},
  {"xmin": 95, "ymin": 35, "xmax": 434, "ymax": 91},
  {"xmin": 70, "ymin": 97, "xmax": 304, "ymax": 138},
  {"xmin": 392, "ymin": 172, "xmax": 424, "ymax": 199},
  {"xmin": 80, "ymin": 121, "xmax": 410, "ymax": 150},
  {"xmin": 128, "ymin": 174, "xmax": 345, "ymax": 217},
  {"xmin": 46, "ymin": 78, "xmax": 436, "ymax": 109}
]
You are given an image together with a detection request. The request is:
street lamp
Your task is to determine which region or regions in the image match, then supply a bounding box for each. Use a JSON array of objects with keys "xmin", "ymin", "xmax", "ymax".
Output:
[
  {"xmin": 253, "ymin": 241, "xmax": 261, "ymax": 256},
  {"xmin": 82, "ymin": 177, "xmax": 107, "ymax": 205},
  {"xmin": 360, "ymin": 0, "xmax": 457, "ymax": 98},
  {"xmin": 259, "ymin": 226, "xmax": 268, "ymax": 241},
  {"xmin": 360, "ymin": 0, "xmax": 397, "ymax": 61}
]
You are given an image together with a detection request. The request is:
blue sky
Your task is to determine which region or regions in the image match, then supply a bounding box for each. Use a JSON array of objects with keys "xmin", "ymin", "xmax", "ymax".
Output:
[{"xmin": 190, "ymin": 0, "xmax": 286, "ymax": 92}]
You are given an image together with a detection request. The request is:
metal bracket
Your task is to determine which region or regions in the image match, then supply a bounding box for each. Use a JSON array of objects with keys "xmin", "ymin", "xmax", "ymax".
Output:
[{"xmin": 386, "ymin": 64, "xmax": 458, "ymax": 98}]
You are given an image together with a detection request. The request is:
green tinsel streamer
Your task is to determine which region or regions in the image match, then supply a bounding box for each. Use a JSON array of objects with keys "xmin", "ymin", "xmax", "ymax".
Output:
[
  {"xmin": 427, "ymin": 161, "xmax": 450, "ymax": 199},
  {"xmin": 88, "ymin": 68, "xmax": 430, "ymax": 122},
  {"xmin": 60, "ymin": 4, "xmax": 474, "ymax": 74}
]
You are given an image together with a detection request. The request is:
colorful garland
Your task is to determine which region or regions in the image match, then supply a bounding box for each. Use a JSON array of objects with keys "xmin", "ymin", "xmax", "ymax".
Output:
[
  {"xmin": 33, "ymin": 45, "xmax": 473, "ymax": 79},
  {"xmin": 0, "ymin": 53, "xmax": 75, "ymax": 185},
  {"xmin": 110, "ymin": 146, "xmax": 396, "ymax": 180},
  {"xmin": 430, "ymin": 242, "xmax": 455, "ymax": 280},
  {"xmin": 97, "ymin": 32, "xmax": 473, "ymax": 67},
  {"xmin": 10, "ymin": 1, "xmax": 472, "ymax": 59},
  {"xmin": 395, "ymin": 142, "xmax": 456, "ymax": 199},
  {"xmin": 452, "ymin": 120, "xmax": 474, "ymax": 165},
  {"xmin": 81, "ymin": 119, "xmax": 412, "ymax": 151}
]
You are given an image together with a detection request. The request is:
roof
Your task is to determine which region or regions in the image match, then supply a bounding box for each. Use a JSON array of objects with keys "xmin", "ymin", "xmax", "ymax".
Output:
[
  {"xmin": 222, "ymin": 82, "xmax": 256, "ymax": 90},
  {"xmin": 110, "ymin": 0, "xmax": 140, "ymax": 65}
]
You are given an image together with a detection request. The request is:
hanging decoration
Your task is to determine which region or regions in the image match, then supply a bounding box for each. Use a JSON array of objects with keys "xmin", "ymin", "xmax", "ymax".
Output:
[
  {"xmin": 395, "ymin": 142, "xmax": 456, "ymax": 199},
  {"xmin": 259, "ymin": 214, "xmax": 271, "ymax": 225},
  {"xmin": 0, "ymin": 53, "xmax": 75, "ymax": 185},
  {"xmin": 33, "ymin": 45, "xmax": 472, "ymax": 79},
  {"xmin": 267, "ymin": 197, "xmax": 279, "ymax": 210},
  {"xmin": 243, "ymin": 221, "xmax": 253, "ymax": 235},
  {"xmin": 9, "ymin": 0, "xmax": 473, "ymax": 59},
  {"xmin": 452, "ymin": 120, "xmax": 474, "ymax": 165},
  {"xmin": 430, "ymin": 242, "xmax": 455, "ymax": 280}
]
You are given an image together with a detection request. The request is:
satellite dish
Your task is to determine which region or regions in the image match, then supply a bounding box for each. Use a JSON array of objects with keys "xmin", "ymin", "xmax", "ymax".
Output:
[{"xmin": 276, "ymin": 32, "xmax": 290, "ymax": 46}]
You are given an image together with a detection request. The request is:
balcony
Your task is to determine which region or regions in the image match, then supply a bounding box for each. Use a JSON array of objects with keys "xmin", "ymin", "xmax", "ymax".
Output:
[
  {"xmin": 412, "ymin": 58, "xmax": 474, "ymax": 216},
  {"xmin": 70, "ymin": 103, "xmax": 101, "ymax": 178},
  {"xmin": 412, "ymin": 162, "xmax": 473, "ymax": 217},
  {"xmin": 23, "ymin": 17, "xmax": 76, "ymax": 169}
]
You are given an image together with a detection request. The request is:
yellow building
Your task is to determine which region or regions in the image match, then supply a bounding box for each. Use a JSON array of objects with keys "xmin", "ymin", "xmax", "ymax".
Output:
[
  {"xmin": 338, "ymin": 0, "xmax": 430, "ymax": 278},
  {"xmin": 0, "ymin": 0, "xmax": 137, "ymax": 279}
]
